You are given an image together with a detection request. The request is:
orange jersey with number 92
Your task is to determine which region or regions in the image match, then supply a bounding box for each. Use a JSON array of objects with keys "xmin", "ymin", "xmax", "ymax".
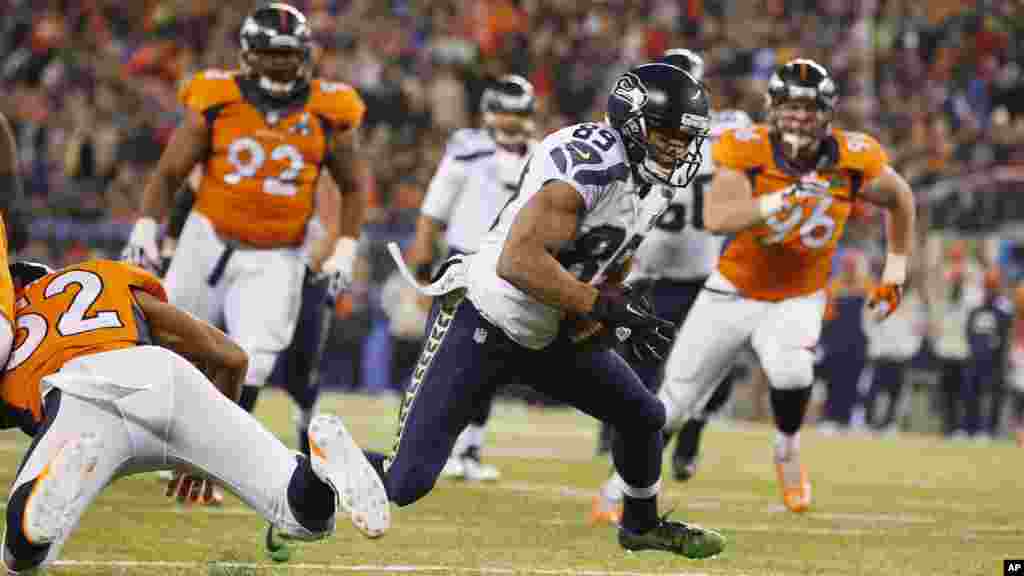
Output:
[
  {"xmin": 1, "ymin": 260, "xmax": 167, "ymax": 430},
  {"xmin": 178, "ymin": 71, "xmax": 366, "ymax": 247},
  {"xmin": 712, "ymin": 125, "xmax": 889, "ymax": 301}
]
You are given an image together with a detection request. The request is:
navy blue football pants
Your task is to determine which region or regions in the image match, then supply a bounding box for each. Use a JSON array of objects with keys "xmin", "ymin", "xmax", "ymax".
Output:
[
  {"xmin": 369, "ymin": 291, "xmax": 665, "ymax": 506},
  {"xmin": 270, "ymin": 268, "xmax": 329, "ymax": 412}
]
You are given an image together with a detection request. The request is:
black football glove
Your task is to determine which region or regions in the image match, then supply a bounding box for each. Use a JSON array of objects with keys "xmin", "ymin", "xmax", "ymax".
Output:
[{"xmin": 589, "ymin": 286, "xmax": 675, "ymax": 362}]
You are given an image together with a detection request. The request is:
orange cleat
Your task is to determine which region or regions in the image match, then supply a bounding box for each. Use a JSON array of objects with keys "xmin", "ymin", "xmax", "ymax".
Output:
[
  {"xmin": 775, "ymin": 457, "xmax": 811, "ymax": 513},
  {"xmin": 589, "ymin": 494, "xmax": 623, "ymax": 526}
]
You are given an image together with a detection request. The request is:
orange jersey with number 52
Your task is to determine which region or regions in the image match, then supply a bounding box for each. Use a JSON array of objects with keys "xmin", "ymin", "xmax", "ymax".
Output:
[
  {"xmin": 712, "ymin": 125, "xmax": 889, "ymax": 301},
  {"xmin": 179, "ymin": 70, "xmax": 365, "ymax": 247},
  {"xmin": 0, "ymin": 260, "xmax": 166, "ymax": 430}
]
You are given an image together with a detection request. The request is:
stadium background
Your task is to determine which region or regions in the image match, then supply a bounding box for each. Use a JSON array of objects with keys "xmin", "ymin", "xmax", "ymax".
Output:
[{"xmin": 2, "ymin": 0, "xmax": 1023, "ymax": 437}]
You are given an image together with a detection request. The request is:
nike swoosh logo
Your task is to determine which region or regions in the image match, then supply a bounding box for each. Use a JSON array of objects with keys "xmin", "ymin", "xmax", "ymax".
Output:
[{"xmin": 572, "ymin": 143, "xmax": 592, "ymax": 160}]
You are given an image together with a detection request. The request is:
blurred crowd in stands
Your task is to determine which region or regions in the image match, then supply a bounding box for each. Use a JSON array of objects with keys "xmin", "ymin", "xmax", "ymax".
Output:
[{"xmin": 3, "ymin": 0, "xmax": 1024, "ymax": 440}]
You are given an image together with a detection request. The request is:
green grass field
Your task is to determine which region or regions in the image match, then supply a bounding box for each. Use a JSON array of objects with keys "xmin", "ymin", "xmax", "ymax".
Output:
[{"xmin": 8, "ymin": 389, "xmax": 1020, "ymax": 576}]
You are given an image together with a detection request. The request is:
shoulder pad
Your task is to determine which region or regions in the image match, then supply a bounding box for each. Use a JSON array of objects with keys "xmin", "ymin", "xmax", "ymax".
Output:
[
  {"xmin": 833, "ymin": 129, "xmax": 889, "ymax": 181},
  {"xmin": 177, "ymin": 69, "xmax": 242, "ymax": 113},
  {"xmin": 712, "ymin": 124, "xmax": 770, "ymax": 171},
  {"xmin": 308, "ymin": 79, "xmax": 366, "ymax": 132},
  {"xmin": 445, "ymin": 129, "xmax": 495, "ymax": 162}
]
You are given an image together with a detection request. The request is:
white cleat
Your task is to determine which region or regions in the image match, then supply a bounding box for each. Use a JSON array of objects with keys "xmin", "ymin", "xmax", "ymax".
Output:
[
  {"xmin": 440, "ymin": 457, "xmax": 466, "ymax": 479},
  {"xmin": 308, "ymin": 415, "xmax": 389, "ymax": 539},
  {"xmin": 461, "ymin": 457, "xmax": 500, "ymax": 482},
  {"xmin": 22, "ymin": 434, "xmax": 102, "ymax": 545}
]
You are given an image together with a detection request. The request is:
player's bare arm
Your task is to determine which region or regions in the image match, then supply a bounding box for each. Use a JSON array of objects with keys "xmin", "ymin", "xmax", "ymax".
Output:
[
  {"xmin": 325, "ymin": 126, "xmax": 367, "ymax": 240},
  {"xmin": 141, "ymin": 110, "xmax": 210, "ymax": 221},
  {"xmin": 318, "ymin": 126, "xmax": 367, "ymax": 287},
  {"xmin": 859, "ymin": 165, "xmax": 916, "ymax": 321},
  {"xmin": 497, "ymin": 181, "xmax": 599, "ymax": 316},
  {"xmin": 701, "ymin": 167, "xmax": 768, "ymax": 233},
  {"xmin": 858, "ymin": 165, "xmax": 916, "ymax": 264},
  {"xmin": 308, "ymin": 175, "xmax": 342, "ymax": 272},
  {"xmin": 409, "ymin": 215, "xmax": 444, "ymax": 279},
  {"xmin": 134, "ymin": 289, "xmax": 247, "ymax": 402}
]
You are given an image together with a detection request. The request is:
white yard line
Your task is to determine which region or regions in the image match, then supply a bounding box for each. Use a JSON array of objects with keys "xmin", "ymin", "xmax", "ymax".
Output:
[{"xmin": 53, "ymin": 560, "xmax": 730, "ymax": 576}]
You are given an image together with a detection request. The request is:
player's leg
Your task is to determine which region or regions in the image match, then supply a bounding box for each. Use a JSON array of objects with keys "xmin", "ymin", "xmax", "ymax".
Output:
[
  {"xmin": 657, "ymin": 279, "xmax": 738, "ymax": 481},
  {"xmin": 444, "ymin": 389, "xmax": 500, "ymax": 482},
  {"xmin": 672, "ymin": 374, "xmax": 734, "ymax": 481},
  {"xmin": 3, "ymin": 390, "xmax": 124, "ymax": 573},
  {"xmin": 270, "ymin": 268, "xmax": 331, "ymax": 456},
  {"xmin": 366, "ymin": 292, "xmax": 509, "ymax": 506},
  {"xmin": 533, "ymin": 343, "xmax": 724, "ymax": 558},
  {"xmin": 162, "ymin": 212, "xmax": 226, "ymax": 329},
  {"xmin": 593, "ymin": 284, "xmax": 752, "ymax": 517},
  {"xmin": 658, "ymin": 283, "xmax": 756, "ymax": 432},
  {"xmin": 223, "ymin": 247, "xmax": 307, "ymax": 413},
  {"xmin": 117, "ymin": 345, "xmax": 388, "ymax": 540},
  {"xmin": 750, "ymin": 290, "xmax": 826, "ymax": 513}
]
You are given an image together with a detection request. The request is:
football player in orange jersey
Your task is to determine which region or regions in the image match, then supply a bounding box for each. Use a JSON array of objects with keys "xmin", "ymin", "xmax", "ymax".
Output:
[
  {"xmin": 0, "ymin": 259, "xmax": 388, "ymax": 573},
  {"xmin": 122, "ymin": 4, "xmax": 367, "ymax": 454},
  {"xmin": 656, "ymin": 59, "xmax": 916, "ymax": 513},
  {"xmin": 0, "ymin": 112, "xmax": 19, "ymax": 375}
]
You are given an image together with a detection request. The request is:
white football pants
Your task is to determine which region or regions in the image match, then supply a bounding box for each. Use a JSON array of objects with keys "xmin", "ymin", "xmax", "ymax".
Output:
[
  {"xmin": 4, "ymin": 346, "xmax": 318, "ymax": 570},
  {"xmin": 163, "ymin": 211, "xmax": 306, "ymax": 387},
  {"xmin": 658, "ymin": 271, "xmax": 826, "ymax": 429}
]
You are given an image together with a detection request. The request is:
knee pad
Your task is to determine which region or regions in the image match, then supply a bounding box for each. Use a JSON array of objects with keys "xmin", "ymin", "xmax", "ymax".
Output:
[{"xmin": 761, "ymin": 347, "xmax": 815, "ymax": 391}]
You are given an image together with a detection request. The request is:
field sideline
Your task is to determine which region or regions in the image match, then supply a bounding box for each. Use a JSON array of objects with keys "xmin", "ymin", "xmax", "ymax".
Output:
[{"xmin": 3, "ymin": 389, "xmax": 1017, "ymax": 575}]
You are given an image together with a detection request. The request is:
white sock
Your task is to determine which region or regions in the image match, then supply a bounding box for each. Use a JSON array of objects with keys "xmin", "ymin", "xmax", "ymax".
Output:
[
  {"xmin": 601, "ymin": 472, "xmax": 626, "ymax": 502},
  {"xmin": 774, "ymin": 431, "xmax": 800, "ymax": 462},
  {"xmin": 621, "ymin": 478, "xmax": 661, "ymax": 500},
  {"xmin": 464, "ymin": 424, "xmax": 486, "ymax": 450}
]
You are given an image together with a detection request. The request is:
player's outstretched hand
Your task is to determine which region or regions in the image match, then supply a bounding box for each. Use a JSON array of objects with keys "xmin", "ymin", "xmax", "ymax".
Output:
[
  {"xmin": 590, "ymin": 285, "xmax": 676, "ymax": 362},
  {"xmin": 867, "ymin": 283, "xmax": 903, "ymax": 322}
]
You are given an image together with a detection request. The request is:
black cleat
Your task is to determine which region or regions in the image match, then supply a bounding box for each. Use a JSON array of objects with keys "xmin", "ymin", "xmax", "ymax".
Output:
[{"xmin": 618, "ymin": 517, "xmax": 726, "ymax": 559}]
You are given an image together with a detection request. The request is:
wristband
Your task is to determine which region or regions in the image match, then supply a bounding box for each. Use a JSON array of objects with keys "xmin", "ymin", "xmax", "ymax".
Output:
[{"xmin": 881, "ymin": 253, "xmax": 907, "ymax": 285}]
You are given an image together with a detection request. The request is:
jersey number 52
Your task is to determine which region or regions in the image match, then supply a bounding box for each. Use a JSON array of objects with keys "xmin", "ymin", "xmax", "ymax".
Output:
[{"xmin": 8, "ymin": 271, "xmax": 125, "ymax": 370}]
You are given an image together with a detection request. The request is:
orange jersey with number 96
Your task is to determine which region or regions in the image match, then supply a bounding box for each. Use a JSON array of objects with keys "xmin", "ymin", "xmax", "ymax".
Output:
[
  {"xmin": 0, "ymin": 260, "xmax": 166, "ymax": 431},
  {"xmin": 178, "ymin": 70, "xmax": 365, "ymax": 247},
  {"xmin": 712, "ymin": 125, "xmax": 889, "ymax": 301}
]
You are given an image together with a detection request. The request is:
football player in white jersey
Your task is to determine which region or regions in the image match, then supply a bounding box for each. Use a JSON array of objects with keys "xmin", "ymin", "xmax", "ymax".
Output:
[
  {"xmin": 408, "ymin": 76, "xmax": 537, "ymax": 482},
  {"xmin": 593, "ymin": 50, "xmax": 753, "ymax": 525},
  {"xmin": 366, "ymin": 62, "xmax": 725, "ymax": 557}
]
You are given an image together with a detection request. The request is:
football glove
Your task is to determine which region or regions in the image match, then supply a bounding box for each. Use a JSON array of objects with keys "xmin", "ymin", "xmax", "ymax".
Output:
[
  {"xmin": 319, "ymin": 237, "xmax": 358, "ymax": 299},
  {"xmin": 867, "ymin": 283, "xmax": 903, "ymax": 322},
  {"xmin": 589, "ymin": 285, "xmax": 675, "ymax": 362},
  {"xmin": 121, "ymin": 217, "xmax": 161, "ymax": 273}
]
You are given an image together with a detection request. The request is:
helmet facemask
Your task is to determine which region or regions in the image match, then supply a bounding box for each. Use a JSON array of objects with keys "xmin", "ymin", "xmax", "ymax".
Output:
[
  {"xmin": 769, "ymin": 97, "xmax": 833, "ymax": 160},
  {"xmin": 483, "ymin": 111, "xmax": 535, "ymax": 153},
  {"xmin": 620, "ymin": 112, "xmax": 707, "ymax": 190},
  {"xmin": 481, "ymin": 75, "xmax": 536, "ymax": 153},
  {"xmin": 241, "ymin": 47, "xmax": 311, "ymax": 98}
]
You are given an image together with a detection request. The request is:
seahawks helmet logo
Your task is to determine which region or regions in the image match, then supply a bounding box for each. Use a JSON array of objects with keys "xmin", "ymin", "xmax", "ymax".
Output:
[{"xmin": 612, "ymin": 73, "xmax": 647, "ymax": 113}]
